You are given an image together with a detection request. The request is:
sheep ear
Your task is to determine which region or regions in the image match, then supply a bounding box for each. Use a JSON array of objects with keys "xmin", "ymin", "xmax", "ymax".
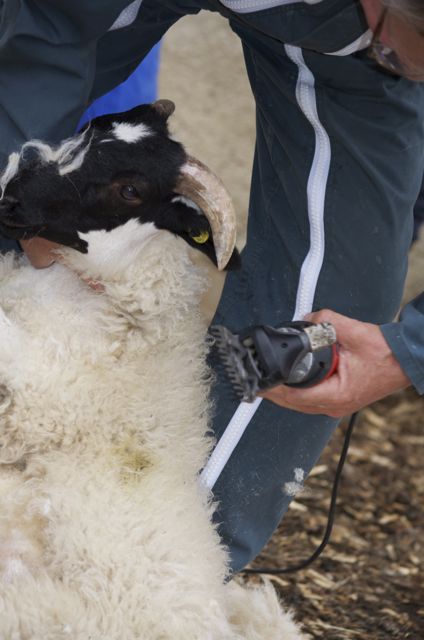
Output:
[{"xmin": 151, "ymin": 100, "xmax": 175, "ymax": 120}]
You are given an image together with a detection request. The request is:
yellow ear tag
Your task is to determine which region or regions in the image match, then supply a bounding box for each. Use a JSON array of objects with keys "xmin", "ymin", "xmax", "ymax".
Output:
[{"xmin": 191, "ymin": 230, "xmax": 209, "ymax": 244}]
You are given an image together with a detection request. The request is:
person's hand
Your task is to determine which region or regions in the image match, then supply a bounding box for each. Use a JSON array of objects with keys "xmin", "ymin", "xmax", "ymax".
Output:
[
  {"xmin": 20, "ymin": 237, "xmax": 104, "ymax": 291},
  {"xmin": 260, "ymin": 309, "xmax": 410, "ymax": 417},
  {"xmin": 20, "ymin": 238, "xmax": 62, "ymax": 268}
]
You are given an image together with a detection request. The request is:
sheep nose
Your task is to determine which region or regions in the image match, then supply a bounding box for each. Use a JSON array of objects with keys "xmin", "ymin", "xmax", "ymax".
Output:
[
  {"xmin": 0, "ymin": 195, "xmax": 19, "ymax": 212},
  {"xmin": 0, "ymin": 196, "xmax": 24, "ymax": 227}
]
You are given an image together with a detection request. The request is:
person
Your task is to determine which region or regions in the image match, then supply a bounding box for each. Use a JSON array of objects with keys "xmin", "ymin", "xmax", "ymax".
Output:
[{"xmin": 0, "ymin": 0, "xmax": 423, "ymax": 574}]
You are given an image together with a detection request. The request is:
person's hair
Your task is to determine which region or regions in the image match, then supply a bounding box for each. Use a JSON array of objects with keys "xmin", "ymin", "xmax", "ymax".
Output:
[{"xmin": 383, "ymin": 0, "xmax": 424, "ymax": 30}]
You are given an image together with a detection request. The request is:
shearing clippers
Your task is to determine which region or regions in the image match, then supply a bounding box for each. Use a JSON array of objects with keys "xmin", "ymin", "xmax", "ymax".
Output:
[{"xmin": 210, "ymin": 321, "xmax": 339, "ymax": 403}]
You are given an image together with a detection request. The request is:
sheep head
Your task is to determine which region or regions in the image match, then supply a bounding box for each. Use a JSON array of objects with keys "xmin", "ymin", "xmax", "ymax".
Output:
[{"xmin": 0, "ymin": 100, "xmax": 239, "ymax": 271}]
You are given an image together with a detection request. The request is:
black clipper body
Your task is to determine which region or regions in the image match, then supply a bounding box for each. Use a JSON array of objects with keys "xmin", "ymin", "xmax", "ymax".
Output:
[{"xmin": 210, "ymin": 321, "xmax": 339, "ymax": 403}]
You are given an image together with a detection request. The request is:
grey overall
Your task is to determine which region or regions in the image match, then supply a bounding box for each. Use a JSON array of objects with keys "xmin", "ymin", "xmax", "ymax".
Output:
[{"xmin": 1, "ymin": 0, "xmax": 423, "ymax": 573}]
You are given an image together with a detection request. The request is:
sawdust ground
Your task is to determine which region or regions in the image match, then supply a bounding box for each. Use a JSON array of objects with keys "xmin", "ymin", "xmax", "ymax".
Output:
[{"xmin": 159, "ymin": 12, "xmax": 423, "ymax": 639}]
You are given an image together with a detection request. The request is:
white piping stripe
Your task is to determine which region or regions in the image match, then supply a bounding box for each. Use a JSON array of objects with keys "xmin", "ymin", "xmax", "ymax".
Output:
[
  {"xmin": 285, "ymin": 44, "xmax": 331, "ymax": 320},
  {"xmin": 200, "ymin": 44, "xmax": 331, "ymax": 491},
  {"xmin": 326, "ymin": 29, "xmax": 372, "ymax": 56},
  {"xmin": 199, "ymin": 398, "xmax": 262, "ymax": 490},
  {"xmin": 109, "ymin": 0, "xmax": 143, "ymax": 31},
  {"xmin": 219, "ymin": 0, "xmax": 303, "ymax": 13}
]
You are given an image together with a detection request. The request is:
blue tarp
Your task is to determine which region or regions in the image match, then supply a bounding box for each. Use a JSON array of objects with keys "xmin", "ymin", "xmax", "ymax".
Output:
[{"xmin": 78, "ymin": 43, "xmax": 161, "ymax": 129}]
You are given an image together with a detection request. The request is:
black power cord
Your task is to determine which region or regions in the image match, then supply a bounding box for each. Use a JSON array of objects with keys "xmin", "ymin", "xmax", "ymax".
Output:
[{"xmin": 242, "ymin": 411, "xmax": 359, "ymax": 575}]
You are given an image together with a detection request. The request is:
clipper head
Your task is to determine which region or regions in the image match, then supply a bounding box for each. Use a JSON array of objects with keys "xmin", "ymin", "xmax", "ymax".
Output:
[{"xmin": 209, "ymin": 325, "xmax": 260, "ymax": 403}]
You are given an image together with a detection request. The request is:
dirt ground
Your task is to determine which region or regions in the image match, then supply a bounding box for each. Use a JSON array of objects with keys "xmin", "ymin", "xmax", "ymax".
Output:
[{"xmin": 159, "ymin": 11, "xmax": 423, "ymax": 639}]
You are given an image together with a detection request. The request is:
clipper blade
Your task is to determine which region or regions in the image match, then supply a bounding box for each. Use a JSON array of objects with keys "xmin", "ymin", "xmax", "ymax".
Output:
[{"xmin": 209, "ymin": 325, "xmax": 259, "ymax": 403}]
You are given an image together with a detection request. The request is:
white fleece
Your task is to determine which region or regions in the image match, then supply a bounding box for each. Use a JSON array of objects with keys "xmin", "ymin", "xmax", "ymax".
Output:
[{"xmin": 0, "ymin": 231, "xmax": 305, "ymax": 640}]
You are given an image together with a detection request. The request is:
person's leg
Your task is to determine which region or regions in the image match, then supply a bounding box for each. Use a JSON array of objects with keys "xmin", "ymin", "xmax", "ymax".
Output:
[{"xmin": 208, "ymin": 0, "xmax": 424, "ymax": 574}]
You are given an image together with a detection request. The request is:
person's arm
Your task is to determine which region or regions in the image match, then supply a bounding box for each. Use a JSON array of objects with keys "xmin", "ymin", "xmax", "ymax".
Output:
[
  {"xmin": 380, "ymin": 293, "xmax": 424, "ymax": 394},
  {"xmin": 0, "ymin": 0, "xmax": 131, "ymax": 165},
  {"xmin": 260, "ymin": 306, "xmax": 417, "ymax": 418}
]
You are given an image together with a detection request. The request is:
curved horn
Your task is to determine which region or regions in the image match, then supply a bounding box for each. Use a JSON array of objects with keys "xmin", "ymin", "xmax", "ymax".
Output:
[{"xmin": 174, "ymin": 156, "xmax": 237, "ymax": 270}]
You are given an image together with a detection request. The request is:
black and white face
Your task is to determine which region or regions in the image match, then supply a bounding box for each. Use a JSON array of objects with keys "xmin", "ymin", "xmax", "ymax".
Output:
[{"xmin": 0, "ymin": 101, "xmax": 239, "ymax": 270}]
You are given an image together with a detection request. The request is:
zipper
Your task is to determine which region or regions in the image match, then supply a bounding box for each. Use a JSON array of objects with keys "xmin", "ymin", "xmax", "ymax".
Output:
[
  {"xmin": 285, "ymin": 44, "xmax": 331, "ymax": 321},
  {"xmin": 200, "ymin": 45, "xmax": 331, "ymax": 491}
]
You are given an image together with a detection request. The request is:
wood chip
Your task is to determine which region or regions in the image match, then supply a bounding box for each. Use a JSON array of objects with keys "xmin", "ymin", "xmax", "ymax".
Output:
[
  {"xmin": 265, "ymin": 574, "xmax": 290, "ymax": 589},
  {"xmin": 370, "ymin": 454, "xmax": 394, "ymax": 468},
  {"xmin": 362, "ymin": 409, "xmax": 386, "ymax": 428},
  {"xmin": 378, "ymin": 514, "xmax": 399, "ymax": 525},
  {"xmin": 308, "ymin": 464, "xmax": 328, "ymax": 477},
  {"xmin": 289, "ymin": 500, "xmax": 308, "ymax": 512},
  {"xmin": 306, "ymin": 569, "xmax": 336, "ymax": 590},
  {"xmin": 327, "ymin": 552, "xmax": 358, "ymax": 564}
]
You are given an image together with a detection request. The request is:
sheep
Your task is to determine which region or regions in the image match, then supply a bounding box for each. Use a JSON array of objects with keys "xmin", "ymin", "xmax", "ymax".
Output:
[{"xmin": 0, "ymin": 100, "xmax": 305, "ymax": 639}]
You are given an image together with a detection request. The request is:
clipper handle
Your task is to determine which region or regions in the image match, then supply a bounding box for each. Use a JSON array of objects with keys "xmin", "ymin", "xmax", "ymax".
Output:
[
  {"xmin": 285, "ymin": 342, "xmax": 339, "ymax": 389},
  {"xmin": 242, "ymin": 322, "xmax": 338, "ymax": 391}
]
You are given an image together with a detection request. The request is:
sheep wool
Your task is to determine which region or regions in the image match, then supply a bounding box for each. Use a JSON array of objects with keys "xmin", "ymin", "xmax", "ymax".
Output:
[{"xmin": 0, "ymin": 232, "xmax": 305, "ymax": 640}]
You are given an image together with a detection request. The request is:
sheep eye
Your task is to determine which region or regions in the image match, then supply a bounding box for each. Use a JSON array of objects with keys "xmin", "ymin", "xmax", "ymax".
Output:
[{"xmin": 120, "ymin": 185, "xmax": 140, "ymax": 201}]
